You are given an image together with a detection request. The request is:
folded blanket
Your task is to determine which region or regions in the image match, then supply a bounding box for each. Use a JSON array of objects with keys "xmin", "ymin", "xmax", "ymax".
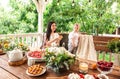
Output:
[{"xmin": 76, "ymin": 35, "xmax": 97, "ymax": 61}]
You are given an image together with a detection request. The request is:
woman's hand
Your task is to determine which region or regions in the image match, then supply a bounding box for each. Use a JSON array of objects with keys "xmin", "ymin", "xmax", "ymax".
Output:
[
  {"xmin": 55, "ymin": 35, "xmax": 63, "ymax": 45},
  {"xmin": 44, "ymin": 35, "xmax": 63, "ymax": 47},
  {"xmin": 46, "ymin": 42, "xmax": 51, "ymax": 46},
  {"xmin": 58, "ymin": 35, "xmax": 63, "ymax": 40}
]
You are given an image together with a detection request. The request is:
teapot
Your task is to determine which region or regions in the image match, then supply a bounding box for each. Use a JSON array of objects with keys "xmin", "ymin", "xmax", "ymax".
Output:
[{"xmin": 8, "ymin": 49, "xmax": 23, "ymax": 62}]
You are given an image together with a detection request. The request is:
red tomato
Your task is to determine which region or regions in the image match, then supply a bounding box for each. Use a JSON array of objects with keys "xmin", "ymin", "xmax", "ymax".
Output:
[
  {"xmin": 29, "ymin": 51, "xmax": 42, "ymax": 58},
  {"xmin": 79, "ymin": 74, "xmax": 84, "ymax": 78}
]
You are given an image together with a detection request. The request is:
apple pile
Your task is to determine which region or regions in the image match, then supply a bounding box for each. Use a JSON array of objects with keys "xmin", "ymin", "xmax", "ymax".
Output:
[
  {"xmin": 28, "ymin": 51, "xmax": 42, "ymax": 58},
  {"xmin": 97, "ymin": 61, "xmax": 113, "ymax": 71}
]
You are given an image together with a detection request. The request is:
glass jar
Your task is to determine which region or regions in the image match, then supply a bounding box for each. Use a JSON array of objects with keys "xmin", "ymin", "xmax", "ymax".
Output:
[
  {"xmin": 79, "ymin": 62, "xmax": 88, "ymax": 73},
  {"xmin": 27, "ymin": 58, "xmax": 35, "ymax": 66}
]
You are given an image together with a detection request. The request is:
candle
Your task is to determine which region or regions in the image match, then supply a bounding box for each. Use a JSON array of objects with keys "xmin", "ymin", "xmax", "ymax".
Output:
[{"xmin": 79, "ymin": 62, "xmax": 88, "ymax": 73}]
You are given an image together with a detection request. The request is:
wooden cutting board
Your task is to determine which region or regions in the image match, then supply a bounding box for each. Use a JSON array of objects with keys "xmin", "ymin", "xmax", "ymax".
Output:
[{"xmin": 46, "ymin": 76, "xmax": 67, "ymax": 79}]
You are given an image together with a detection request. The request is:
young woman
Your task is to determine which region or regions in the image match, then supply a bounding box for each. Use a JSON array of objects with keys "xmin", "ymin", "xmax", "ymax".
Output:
[
  {"xmin": 43, "ymin": 21, "xmax": 63, "ymax": 48},
  {"xmin": 68, "ymin": 23, "xmax": 80, "ymax": 54}
]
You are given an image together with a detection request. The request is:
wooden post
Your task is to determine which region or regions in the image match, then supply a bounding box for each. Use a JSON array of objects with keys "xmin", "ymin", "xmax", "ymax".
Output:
[
  {"xmin": 38, "ymin": 10, "xmax": 43, "ymax": 33},
  {"xmin": 32, "ymin": 0, "xmax": 48, "ymax": 33},
  {"xmin": 116, "ymin": 28, "xmax": 118, "ymax": 35}
]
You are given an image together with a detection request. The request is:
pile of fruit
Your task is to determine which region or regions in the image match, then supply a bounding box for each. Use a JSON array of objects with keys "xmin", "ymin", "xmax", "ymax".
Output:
[
  {"xmin": 28, "ymin": 51, "xmax": 43, "ymax": 58},
  {"xmin": 97, "ymin": 61, "xmax": 113, "ymax": 71}
]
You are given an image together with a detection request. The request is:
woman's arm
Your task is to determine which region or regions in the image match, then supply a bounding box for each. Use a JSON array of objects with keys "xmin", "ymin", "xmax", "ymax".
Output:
[
  {"xmin": 56, "ymin": 35, "xmax": 63, "ymax": 45},
  {"xmin": 46, "ymin": 33, "xmax": 63, "ymax": 46}
]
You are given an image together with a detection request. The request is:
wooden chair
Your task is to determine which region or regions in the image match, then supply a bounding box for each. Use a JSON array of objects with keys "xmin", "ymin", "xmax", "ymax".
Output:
[
  {"xmin": 59, "ymin": 32, "xmax": 87, "ymax": 50},
  {"xmin": 59, "ymin": 33, "xmax": 69, "ymax": 50}
]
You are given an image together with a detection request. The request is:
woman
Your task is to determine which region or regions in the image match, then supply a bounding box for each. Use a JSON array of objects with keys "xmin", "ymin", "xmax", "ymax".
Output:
[
  {"xmin": 43, "ymin": 21, "xmax": 63, "ymax": 48},
  {"xmin": 68, "ymin": 23, "xmax": 80, "ymax": 54}
]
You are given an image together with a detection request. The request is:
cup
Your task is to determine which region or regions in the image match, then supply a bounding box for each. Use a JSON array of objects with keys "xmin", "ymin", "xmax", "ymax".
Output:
[
  {"xmin": 27, "ymin": 58, "xmax": 35, "ymax": 66},
  {"xmin": 79, "ymin": 62, "xmax": 88, "ymax": 73}
]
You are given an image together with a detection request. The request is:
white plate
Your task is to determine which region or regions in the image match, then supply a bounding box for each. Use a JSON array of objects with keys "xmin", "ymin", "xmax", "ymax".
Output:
[
  {"xmin": 97, "ymin": 74, "xmax": 109, "ymax": 79},
  {"xmin": 26, "ymin": 66, "xmax": 46, "ymax": 76}
]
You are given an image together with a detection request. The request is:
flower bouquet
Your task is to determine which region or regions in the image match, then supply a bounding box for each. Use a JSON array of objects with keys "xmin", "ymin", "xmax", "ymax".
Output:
[
  {"xmin": 0, "ymin": 37, "xmax": 29, "ymax": 53},
  {"xmin": 16, "ymin": 42, "xmax": 29, "ymax": 55},
  {"xmin": 0, "ymin": 37, "xmax": 13, "ymax": 53},
  {"xmin": 44, "ymin": 47, "xmax": 75, "ymax": 73}
]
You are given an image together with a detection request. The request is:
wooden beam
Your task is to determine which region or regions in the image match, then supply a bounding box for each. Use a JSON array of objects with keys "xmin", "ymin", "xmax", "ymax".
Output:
[{"xmin": 32, "ymin": 0, "xmax": 45, "ymax": 33}]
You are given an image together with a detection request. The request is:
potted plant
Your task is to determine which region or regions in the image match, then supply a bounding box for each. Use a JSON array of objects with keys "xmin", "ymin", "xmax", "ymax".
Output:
[
  {"xmin": 44, "ymin": 47, "xmax": 75, "ymax": 73},
  {"xmin": 107, "ymin": 38, "xmax": 120, "ymax": 66}
]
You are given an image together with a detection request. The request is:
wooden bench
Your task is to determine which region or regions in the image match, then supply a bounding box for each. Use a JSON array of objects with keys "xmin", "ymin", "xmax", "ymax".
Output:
[{"xmin": 93, "ymin": 35, "xmax": 120, "ymax": 61}]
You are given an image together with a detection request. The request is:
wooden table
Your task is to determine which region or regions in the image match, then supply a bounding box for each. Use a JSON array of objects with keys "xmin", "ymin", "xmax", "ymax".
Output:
[{"xmin": 0, "ymin": 54, "xmax": 120, "ymax": 79}]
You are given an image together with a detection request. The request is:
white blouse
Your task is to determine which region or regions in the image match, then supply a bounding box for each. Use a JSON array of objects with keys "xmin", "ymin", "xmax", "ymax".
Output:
[
  {"xmin": 68, "ymin": 31, "xmax": 80, "ymax": 47},
  {"xmin": 49, "ymin": 33, "xmax": 59, "ymax": 46}
]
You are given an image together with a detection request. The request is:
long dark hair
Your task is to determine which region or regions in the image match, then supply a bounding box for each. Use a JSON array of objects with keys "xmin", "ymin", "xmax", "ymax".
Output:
[{"xmin": 46, "ymin": 21, "xmax": 56, "ymax": 41}]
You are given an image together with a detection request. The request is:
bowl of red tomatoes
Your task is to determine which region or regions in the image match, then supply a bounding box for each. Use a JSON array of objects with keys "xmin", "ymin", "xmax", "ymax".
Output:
[{"xmin": 27, "ymin": 51, "xmax": 44, "ymax": 62}]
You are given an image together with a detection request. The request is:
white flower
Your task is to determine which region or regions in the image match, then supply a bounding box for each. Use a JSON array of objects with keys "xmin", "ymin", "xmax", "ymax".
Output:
[
  {"xmin": 47, "ymin": 47, "xmax": 75, "ymax": 58},
  {"xmin": 51, "ymin": 56, "xmax": 55, "ymax": 60},
  {"xmin": 68, "ymin": 73, "xmax": 80, "ymax": 79},
  {"xmin": 84, "ymin": 74, "xmax": 95, "ymax": 79},
  {"xmin": 47, "ymin": 47, "xmax": 58, "ymax": 53},
  {"xmin": 66, "ymin": 51, "xmax": 75, "ymax": 58}
]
